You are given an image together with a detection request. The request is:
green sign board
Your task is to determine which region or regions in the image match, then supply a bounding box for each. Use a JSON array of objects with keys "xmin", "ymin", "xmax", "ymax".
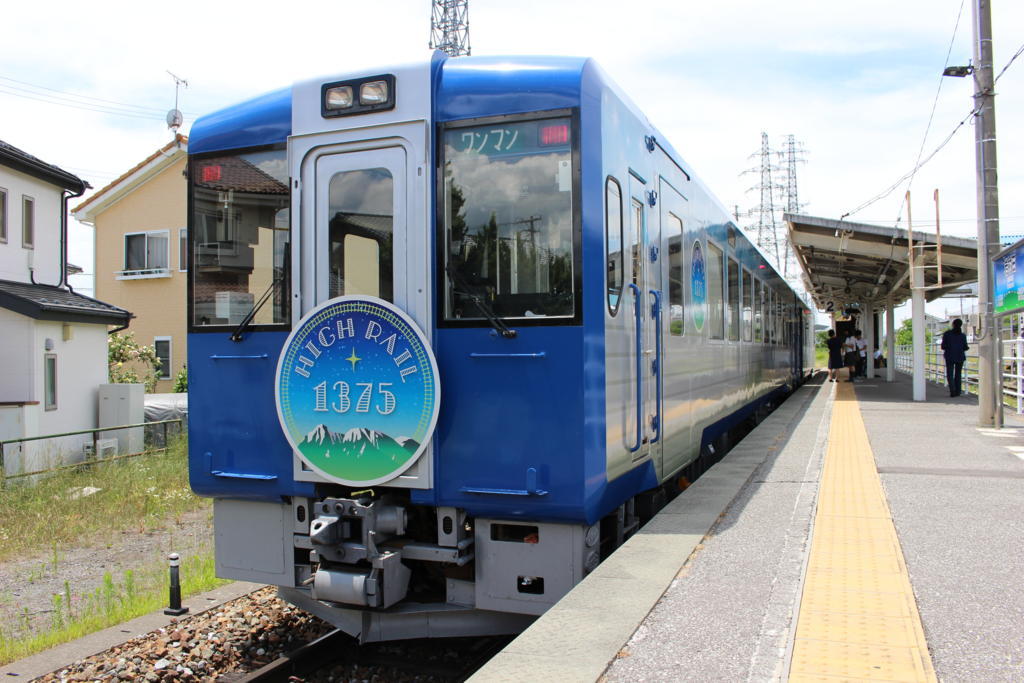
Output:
[{"xmin": 994, "ymin": 239, "xmax": 1024, "ymax": 316}]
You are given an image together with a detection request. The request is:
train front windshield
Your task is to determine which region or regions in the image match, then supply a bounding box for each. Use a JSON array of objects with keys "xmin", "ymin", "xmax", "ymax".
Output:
[
  {"xmin": 442, "ymin": 116, "xmax": 576, "ymax": 321},
  {"xmin": 189, "ymin": 149, "xmax": 290, "ymax": 329}
]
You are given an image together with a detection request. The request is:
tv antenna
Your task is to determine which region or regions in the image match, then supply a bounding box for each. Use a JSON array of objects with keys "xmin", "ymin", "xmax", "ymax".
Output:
[{"xmin": 166, "ymin": 71, "xmax": 188, "ymax": 135}]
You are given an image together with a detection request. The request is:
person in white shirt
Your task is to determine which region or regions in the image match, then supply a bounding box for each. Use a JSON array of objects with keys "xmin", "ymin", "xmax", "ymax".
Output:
[
  {"xmin": 855, "ymin": 330, "xmax": 867, "ymax": 378},
  {"xmin": 842, "ymin": 332, "xmax": 858, "ymax": 382}
]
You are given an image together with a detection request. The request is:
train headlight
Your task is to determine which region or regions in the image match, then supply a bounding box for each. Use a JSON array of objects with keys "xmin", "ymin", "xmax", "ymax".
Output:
[
  {"xmin": 324, "ymin": 85, "xmax": 354, "ymax": 110},
  {"xmin": 321, "ymin": 75, "xmax": 396, "ymax": 118},
  {"xmin": 359, "ymin": 80, "xmax": 389, "ymax": 105}
]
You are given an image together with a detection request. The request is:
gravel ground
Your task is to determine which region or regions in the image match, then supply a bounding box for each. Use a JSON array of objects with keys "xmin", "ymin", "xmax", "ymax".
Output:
[{"xmin": 0, "ymin": 508, "xmax": 213, "ymax": 642}]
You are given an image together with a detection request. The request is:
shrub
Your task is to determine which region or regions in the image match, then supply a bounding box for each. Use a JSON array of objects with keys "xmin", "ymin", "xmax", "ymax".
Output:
[
  {"xmin": 172, "ymin": 364, "xmax": 187, "ymax": 393},
  {"xmin": 108, "ymin": 332, "xmax": 161, "ymax": 392}
]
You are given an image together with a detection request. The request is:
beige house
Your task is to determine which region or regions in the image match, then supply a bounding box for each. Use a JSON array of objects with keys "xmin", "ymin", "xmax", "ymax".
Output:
[{"xmin": 73, "ymin": 136, "xmax": 188, "ymax": 393}]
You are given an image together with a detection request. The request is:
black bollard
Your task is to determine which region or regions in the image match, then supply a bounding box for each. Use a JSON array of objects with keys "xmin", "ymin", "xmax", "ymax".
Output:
[{"xmin": 164, "ymin": 552, "xmax": 189, "ymax": 616}]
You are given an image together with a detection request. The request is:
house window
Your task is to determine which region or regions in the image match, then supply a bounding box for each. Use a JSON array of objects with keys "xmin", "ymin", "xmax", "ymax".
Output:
[
  {"xmin": 178, "ymin": 228, "xmax": 188, "ymax": 271},
  {"xmin": 0, "ymin": 188, "xmax": 7, "ymax": 243},
  {"xmin": 120, "ymin": 230, "xmax": 169, "ymax": 278},
  {"xmin": 22, "ymin": 196, "xmax": 34, "ymax": 248},
  {"xmin": 44, "ymin": 354, "xmax": 57, "ymax": 410},
  {"xmin": 154, "ymin": 337, "xmax": 171, "ymax": 380}
]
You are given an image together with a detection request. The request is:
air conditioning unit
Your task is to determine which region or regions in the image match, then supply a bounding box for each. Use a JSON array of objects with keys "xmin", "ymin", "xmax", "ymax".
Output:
[
  {"xmin": 215, "ymin": 291, "xmax": 255, "ymax": 324},
  {"xmin": 83, "ymin": 438, "xmax": 118, "ymax": 460}
]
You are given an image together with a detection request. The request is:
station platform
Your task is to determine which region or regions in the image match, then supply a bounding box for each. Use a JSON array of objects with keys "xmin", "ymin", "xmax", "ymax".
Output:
[{"xmin": 472, "ymin": 372, "xmax": 1024, "ymax": 682}]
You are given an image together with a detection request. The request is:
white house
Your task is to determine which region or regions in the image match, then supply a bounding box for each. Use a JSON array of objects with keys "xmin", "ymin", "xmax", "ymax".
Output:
[{"xmin": 0, "ymin": 139, "xmax": 131, "ymax": 479}]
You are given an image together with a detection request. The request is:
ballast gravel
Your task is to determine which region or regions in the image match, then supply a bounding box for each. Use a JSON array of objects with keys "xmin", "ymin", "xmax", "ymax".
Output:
[
  {"xmin": 35, "ymin": 587, "xmax": 466, "ymax": 682},
  {"xmin": 36, "ymin": 586, "xmax": 328, "ymax": 681}
]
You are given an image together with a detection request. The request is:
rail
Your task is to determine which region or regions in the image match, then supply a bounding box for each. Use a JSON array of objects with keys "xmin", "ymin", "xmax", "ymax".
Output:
[
  {"xmin": 0, "ymin": 418, "xmax": 183, "ymax": 487},
  {"xmin": 893, "ymin": 337, "xmax": 1024, "ymax": 413}
]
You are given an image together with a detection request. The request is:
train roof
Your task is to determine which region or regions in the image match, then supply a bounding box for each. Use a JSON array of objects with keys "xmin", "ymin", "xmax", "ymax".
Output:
[
  {"xmin": 187, "ymin": 55, "xmax": 805, "ymax": 302},
  {"xmin": 191, "ymin": 55, "xmax": 639, "ymax": 155}
]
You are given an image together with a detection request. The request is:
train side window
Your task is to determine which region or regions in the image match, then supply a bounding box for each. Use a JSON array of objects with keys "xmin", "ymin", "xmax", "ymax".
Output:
[
  {"xmin": 726, "ymin": 256, "xmax": 739, "ymax": 341},
  {"xmin": 631, "ymin": 199, "xmax": 643, "ymax": 286},
  {"xmin": 742, "ymin": 269, "xmax": 753, "ymax": 342},
  {"xmin": 605, "ymin": 177, "xmax": 624, "ymax": 316},
  {"xmin": 668, "ymin": 213, "xmax": 683, "ymax": 335},
  {"xmin": 774, "ymin": 294, "xmax": 782, "ymax": 344},
  {"xmin": 706, "ymin": 241, "xmax": 724, "ymax": 340},
  {"xmin": 765, "ymin": 288, "xmax": 773, "ymax": 344},
  {"xmin": 771, "ymin": 289, "xmax": 780, "ymax": 345},
  {"xmin": 754, "ymin": 279, "xmax": 763, "ymax": 342}
]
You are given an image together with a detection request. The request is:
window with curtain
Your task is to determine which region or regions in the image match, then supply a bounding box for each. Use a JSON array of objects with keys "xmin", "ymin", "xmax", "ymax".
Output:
[{"xmin": 123, "ymin": 231, "xmax": 169, "ymax": 273}]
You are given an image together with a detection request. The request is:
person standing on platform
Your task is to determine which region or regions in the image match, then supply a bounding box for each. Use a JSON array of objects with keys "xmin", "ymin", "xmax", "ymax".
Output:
[
  {"xmin": 826, "ymin": 329, "xmax": 844, "ymax": 382},
  {"xmin": 843, "ymin": 330, "xmax": 859, "ymax": 382},
  {"xmin": 940, "ymin": 318, "xmax": 969, "ymax": 397},
  {"xmin": 855, "ymin": 330, "xmax": 868, "ymax": 378}
]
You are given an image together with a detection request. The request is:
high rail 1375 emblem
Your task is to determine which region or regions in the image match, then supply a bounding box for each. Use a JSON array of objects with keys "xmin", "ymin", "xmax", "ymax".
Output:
[{"xmin": 275, "ymin": 296, "xmax": 440, "ymax": 486}]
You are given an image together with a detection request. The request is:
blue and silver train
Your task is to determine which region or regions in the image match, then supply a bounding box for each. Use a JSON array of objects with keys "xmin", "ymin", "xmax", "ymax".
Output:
[{"xmin": 186, "ymin": 53, "xmax": 814, "ymax": 641}]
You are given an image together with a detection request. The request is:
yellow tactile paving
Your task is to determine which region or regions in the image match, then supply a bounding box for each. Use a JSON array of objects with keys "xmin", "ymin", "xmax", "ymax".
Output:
[{"xmin": 789, "ymin": 381, "xmax": 937, "ymax": 682}]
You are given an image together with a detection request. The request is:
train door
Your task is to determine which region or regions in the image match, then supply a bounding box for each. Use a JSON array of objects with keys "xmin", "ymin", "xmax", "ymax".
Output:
[
  {"xmin": 627, "ymin": 173, "xmax": 663, "ymax": 477},
  {"xmin": 314, "ymin": 147, "xmax": 407, "ymax": 307},
  {"xmin": 658, "ymin": 179, "xmax": 691, "ymax": 475},
  {"xmin": 295, "ymin": 140, "xmax": 432, "ymax": 489}
]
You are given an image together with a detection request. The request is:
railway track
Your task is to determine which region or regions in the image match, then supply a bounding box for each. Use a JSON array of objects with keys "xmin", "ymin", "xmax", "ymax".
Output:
[{"xmin": 227, "ymin": 629, "xmax": 513, "ymax": 682}]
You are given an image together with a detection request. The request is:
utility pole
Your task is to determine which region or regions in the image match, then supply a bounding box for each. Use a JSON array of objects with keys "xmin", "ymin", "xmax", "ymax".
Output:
[{"xmin": 972, "ymin": 0, "xmax": 1002, "ymax": 427}]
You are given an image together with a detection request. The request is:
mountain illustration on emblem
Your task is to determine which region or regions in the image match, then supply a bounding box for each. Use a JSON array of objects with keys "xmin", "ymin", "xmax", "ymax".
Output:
[{"xmin": 299, "ymin": 424, "xmax": 419, "ymax": 470}]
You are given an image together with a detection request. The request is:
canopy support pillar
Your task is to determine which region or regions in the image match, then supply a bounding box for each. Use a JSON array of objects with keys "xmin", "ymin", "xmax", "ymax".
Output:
[{"xmin": 886, "ymin": 296, "xmax": 896, "ymax": 383}]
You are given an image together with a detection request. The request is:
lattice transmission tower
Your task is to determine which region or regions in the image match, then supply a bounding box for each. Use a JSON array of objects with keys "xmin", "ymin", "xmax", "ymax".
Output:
[
  {"xmin": 781, "ymin": 134, "xmax": 807, "ymax": 215},
  {"xmin": 742, "ymin": 132, "xmax": 806, "ymax": 279},
  {"xmin": 746, "ymin": 132, "xmax": 783, "ymax": 271},
  {"xmin": 430, "ymin": 0, "xmax": 471, "ymax": 57}
]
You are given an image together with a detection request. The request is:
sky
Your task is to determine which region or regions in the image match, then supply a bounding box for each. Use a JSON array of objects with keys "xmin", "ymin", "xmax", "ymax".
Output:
[{"xmin": 1, "ymin": 0, "xmax": 1021, "ymax": 324}]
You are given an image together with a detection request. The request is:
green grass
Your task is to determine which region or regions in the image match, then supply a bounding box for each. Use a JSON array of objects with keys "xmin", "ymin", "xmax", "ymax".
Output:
[
  {"xmin": 814, "ymin": 346, "xmax": 828, "ymax": 369},
  {"xmin": 0, "ymin": 551, "xmax": 226, "ymax": 665},
  {"xmin": 0, "ymin": 438, "xmax": 227, "ymax": 665},
  {"xmin": 0, "ymin": 438, "xmax": 206, "ymax": 561}
]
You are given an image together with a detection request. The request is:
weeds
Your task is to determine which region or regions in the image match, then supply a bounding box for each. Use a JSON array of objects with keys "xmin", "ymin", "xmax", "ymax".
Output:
[
  {"xmin": 0, "ymin": 437, "xmax": 208, "ymax": 562},
  {"xmin": 0, "ymin": 436, "xmax": 227, "ymax": 664},
  {"xmin": 0, "ymin": 550, "xmax": 225, "ymax": 665}
]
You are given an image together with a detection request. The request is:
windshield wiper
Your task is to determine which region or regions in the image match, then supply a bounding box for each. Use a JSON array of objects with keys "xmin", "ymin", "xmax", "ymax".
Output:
[
  {"xmin": 230, "ymin": 279, "xmax": 280, "ymax": 342},
  {"xmin": 444, "ymin": 261, "xmax": 517, "ymax": 339}
]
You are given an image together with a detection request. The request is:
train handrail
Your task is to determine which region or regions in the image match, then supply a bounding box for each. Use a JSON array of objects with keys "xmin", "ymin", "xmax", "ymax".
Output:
[
  {"xmin": 628, "ymin": 283, "xmax": 643, "ymax": 453},
  {"xmin": 649, "ymin": 288, "xmax": 662, "ymax": 444}
]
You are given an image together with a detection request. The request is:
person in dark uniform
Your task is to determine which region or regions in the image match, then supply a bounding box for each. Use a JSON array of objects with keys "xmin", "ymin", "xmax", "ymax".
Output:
[
  {"xmin": 826, "ymin": 329, "xmax": 844, "ymax": 382},
  {"xmin": 940, "ymin": 318, "xmax": 969, "ymax": 397}
]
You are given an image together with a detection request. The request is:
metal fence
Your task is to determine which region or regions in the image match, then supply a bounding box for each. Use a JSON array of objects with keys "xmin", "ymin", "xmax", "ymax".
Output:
[
  {"xmin": 893, "ymin": 335, "xmax": 1024, "ymax": 413},
  {"xmin": 0, "ymin": 419, "xmax": 183, "ymax": 488}
]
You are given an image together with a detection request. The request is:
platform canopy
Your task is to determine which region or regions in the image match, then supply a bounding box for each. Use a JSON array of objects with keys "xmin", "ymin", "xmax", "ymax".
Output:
[{"xmin": 784, "ymin": 213, "xmax": 979, "ymax": 311}]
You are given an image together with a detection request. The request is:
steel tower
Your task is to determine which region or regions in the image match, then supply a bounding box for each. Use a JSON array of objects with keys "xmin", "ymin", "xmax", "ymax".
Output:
[
  {"xmin": 751, "ymin": 132, "xmax": 782, "ymax": 270},
  {"xmin": 430, "ymin": 0, "xmax": 471, "ymax": 57}
]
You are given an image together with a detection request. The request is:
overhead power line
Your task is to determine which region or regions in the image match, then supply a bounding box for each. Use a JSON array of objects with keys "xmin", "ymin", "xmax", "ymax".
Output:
[
  {"xmin": 893, "ymin": 0, "xmax": 967, "ymax": 226},
  {"xmin": 842, "ymin": 24, "xmax": 1024, "ymax": 224},
  {"xmin": 0, "ymin": 74, "xmax": 197, "ymax": 121}
]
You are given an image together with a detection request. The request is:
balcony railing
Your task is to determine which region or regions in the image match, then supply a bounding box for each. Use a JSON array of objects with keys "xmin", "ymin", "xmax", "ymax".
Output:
[{"xmin": 116, "ymin": 267, "xmax": 171, "ymax": 280}]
